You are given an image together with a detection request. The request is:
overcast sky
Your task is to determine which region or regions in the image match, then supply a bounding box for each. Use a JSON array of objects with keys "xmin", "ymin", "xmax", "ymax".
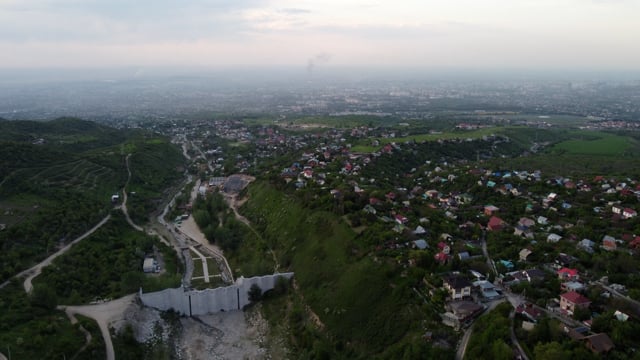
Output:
[{"xmin": 1, "ymin": 0, "xmax": 639, "ymax": 70}]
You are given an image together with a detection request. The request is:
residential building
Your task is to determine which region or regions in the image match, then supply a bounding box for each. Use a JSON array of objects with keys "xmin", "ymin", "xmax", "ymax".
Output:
[
  {"xmin": 560, "ymin": 291, "xmax": 591, "ymax": 315},
  {"xmin": 443, "ymin": 275, "xmax": 472, "ymax": 300}
]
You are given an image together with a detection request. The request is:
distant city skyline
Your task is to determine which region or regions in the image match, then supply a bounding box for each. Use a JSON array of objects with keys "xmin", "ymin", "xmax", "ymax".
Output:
[{"xmin": 1, "ymin": 0, "xmax": 639, "ymax": 70}]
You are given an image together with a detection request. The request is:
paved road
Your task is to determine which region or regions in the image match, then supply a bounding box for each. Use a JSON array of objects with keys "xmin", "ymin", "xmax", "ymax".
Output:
[
  {"xmin": 509, "ymin": 309, "xmax": 530, "ymax": 360},
  {"xmin": 596, "ymin": 281, "xmax": 640, "ymax": 308},
  {"xmin": 455, "ymin": 230, "xmax": 528, "ymax": 360}
]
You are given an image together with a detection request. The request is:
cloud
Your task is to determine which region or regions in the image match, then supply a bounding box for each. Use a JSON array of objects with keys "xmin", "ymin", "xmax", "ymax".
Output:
[
  {"xmin": 0, "ymin": 0, "xmax": 269, "ymax": 43},
  {"xmin": 0, "ymin": 0, "xmax": 639, "ymax": 69},
  {"xmin": 279, "ymin": 8, "xmax": 311, "ymax": 15}
]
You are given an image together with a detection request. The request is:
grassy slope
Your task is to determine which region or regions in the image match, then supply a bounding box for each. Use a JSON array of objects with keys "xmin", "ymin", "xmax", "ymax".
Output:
[{"xmin": 241, "ymin": 181, "xmax": 419, "ymax": 357}]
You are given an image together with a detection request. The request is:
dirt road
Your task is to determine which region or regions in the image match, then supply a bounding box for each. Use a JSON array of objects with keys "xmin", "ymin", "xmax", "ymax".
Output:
[
  {"xmin": 121, "ymin": 154, "xmax": 144, "ymax": 232},
  {"xmin": 19, "ymin": 214, "xmax": 112, "ymax": 293},
  {"xmin": 60, "ymin": 294, "xmax": 137, "ymax": 360}
]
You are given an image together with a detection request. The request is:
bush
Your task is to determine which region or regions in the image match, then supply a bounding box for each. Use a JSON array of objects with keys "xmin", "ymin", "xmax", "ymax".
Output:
[{"xmin": 248, "ymin": 284, "xmax": 262, "ymax": 303}]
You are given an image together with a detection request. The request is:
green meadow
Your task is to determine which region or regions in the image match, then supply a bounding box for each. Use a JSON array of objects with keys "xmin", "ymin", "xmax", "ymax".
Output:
[{"xmin": 553, "ymin": 131, "xmax": 634, "ymax": 156}]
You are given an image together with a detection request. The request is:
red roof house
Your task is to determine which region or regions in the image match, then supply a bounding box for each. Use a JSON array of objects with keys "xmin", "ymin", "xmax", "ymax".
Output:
[
  {"xmin": 558, "ymin": 268, "xmax": 579, "ymax": 281},
  {"xmin": 487, "ymin": 216, "xmax": 506, "ymax": 231},
  {"xmin": 560, "ymin": 291, "xmax": 591, "ymax": 315}
]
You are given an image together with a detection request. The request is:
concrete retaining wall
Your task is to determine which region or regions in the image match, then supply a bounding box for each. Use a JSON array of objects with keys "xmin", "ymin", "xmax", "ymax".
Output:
[{"xmin": 140, "ymin": 273, "xmax": 294, "ymax": 316}]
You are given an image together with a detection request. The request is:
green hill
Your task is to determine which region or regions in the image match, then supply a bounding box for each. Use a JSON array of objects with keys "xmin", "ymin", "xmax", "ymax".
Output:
[
  {"xmin": 0, "ymin": 118, "xmax": 184, "ymax": 282},
  {"xmin": 239, "ymin": 181, "xmax": 450, "ymax": 359}
]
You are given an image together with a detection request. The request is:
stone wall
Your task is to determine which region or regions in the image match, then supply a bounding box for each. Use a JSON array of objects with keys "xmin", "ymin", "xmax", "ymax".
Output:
[{"xmin": 140, "ymin": 273, "xmax": 294, "ymax": 316}]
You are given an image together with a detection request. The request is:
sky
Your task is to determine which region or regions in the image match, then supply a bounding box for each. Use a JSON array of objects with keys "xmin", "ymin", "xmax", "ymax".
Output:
[{"xmin": 1, "ymin": 0, "xmax": 639, "ymax": 70}]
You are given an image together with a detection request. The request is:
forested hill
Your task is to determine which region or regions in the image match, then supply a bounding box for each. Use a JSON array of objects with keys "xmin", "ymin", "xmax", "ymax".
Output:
[
  {"xmin": 0, "ymin": 118, "xmax": 184, "ymax": 282},
  {"xmin": 0, "ymin": 117, "xmax": 132, "ymax": 149}
]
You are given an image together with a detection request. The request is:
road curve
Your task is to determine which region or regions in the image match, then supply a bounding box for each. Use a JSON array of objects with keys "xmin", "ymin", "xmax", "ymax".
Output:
[{"xmin": 60, "ymin": 293, "xmax": 137, "ymax": 360}]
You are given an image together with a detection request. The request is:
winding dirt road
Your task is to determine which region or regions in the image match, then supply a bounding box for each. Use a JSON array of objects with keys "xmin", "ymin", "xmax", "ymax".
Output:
[
  {"xmin": 60, "ymin": 294, "xmax": 137, "ymax": 360},
  {"xmin": 221, "ymin": 179, "xmax": 280, "ymax": 273},
  {"xmin": 0, "ymin": 214, "xmax": 112, "ymax": 292},
  {"xmin": 21, "ymin": 214, "xmax": 112, "ymax": 293},
  {"xmin": 121, "ymin": 154, "xmax": 144, "ymax": 232}
]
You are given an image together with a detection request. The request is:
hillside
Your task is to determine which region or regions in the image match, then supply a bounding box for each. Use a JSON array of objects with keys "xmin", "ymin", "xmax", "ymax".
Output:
[
  {"xmin": 239, "ymin": 181, "xmax": 451, "ymax": 359},
  {"xmin": 0, "ymin": 118, "xmax": 184, "ymax": 283}
]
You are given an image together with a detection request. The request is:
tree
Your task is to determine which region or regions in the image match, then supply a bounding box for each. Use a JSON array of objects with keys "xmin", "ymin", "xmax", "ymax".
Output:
[
  {"xmin": 30, "ymin": 284, "xmax": 58, "ymax": 311},
  {"xmin": 533, "ymin": 342, "xmax": 570, "ymax": 360},
  {"xmin": 248, "ymin": 283, "xmax": 262, "ymax": 303}
]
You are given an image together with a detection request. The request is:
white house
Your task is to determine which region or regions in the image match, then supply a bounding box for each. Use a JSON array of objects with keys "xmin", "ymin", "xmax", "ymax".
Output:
[{"xmin": 547, "ymin": 233, "xmax": 562, "ymax": 243}]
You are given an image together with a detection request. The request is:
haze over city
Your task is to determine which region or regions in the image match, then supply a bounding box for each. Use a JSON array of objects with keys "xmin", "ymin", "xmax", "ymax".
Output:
[{"xmin": 1, "ymin": 0, "xmax": 639, "ymax": 71}]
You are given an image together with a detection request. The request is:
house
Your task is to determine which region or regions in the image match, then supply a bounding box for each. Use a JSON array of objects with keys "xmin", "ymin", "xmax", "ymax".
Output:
[
  {"xmin": 556, "ymin": 253, "xmax": 576, "ymax": 267},
  {"xmin": 434, "ymin": 252, "xmax": 449, "ymax": 264},
  {"xmin": 557, "ymin": 267, "xmax": 579, "ymax": 281},
  {"xmin": 487, "ymin": 216, "xmax": 506, "ymax": 231},
  {"xmin": 394, "ymin": 214, "xmax": 409, "ymax": 225},
  {"xmin": 578, "ymin": 239, "xmax": 595, "ymax": 253},
  {"xmin": 623, "ymin": 208, "xmax": 637, "ymax": 219},
  {"xmin": 563, "ymin": 325, "xmax": 589, "ymax": 341},
  {"xmin": 443, "ymin": 275, "xmax": 472, "ymax": 300},
  {"xmin": 442, "ymin": 301, "xmax": 484, "ymax": 328},
  {"xmin": 363, "ymin": 204, "xmax": 377, "ymax": 214},
  {"xmin": 561, "ymin": 281, "xmax": 586, "ymax": 292},
  {"xmin": 516, "ymin": 303, "xmax": 544, "ymax": 322},
  {"xmin": 518, "ymin": 217, "xmax": 536, "ymax": 228},
  {"xmin": 438, "ymin": 242, "xmax": 451, "ymax": 254},
  {"xmin": 612, "ymin": 204, "xmax": 623, "ymax": 215},
  {"xmin": 614, "ymin": 310, "xmax": 629, "ymax": 322},
  {"xmin": 584, "ymin": 333, "xmax": 615, "ymax": 354},
  {"xmin": 143, "ymin": 258, "xmax": 156, "ymax": 273},
  {"xmin": 413, "ymin": 239, "xmax": 428, "ymax": 250},
  {"xmin": 499, "ymin": 260, "xmax": 515, "ymax": 271},
  {"xmin": 514, "ymin": 225, "xmax": 534, "ymax": 239},
  {"xmin": 455, "ymin": 193, "xmax": 473, "ymax": 204},
  {"xmin": 519, "ymin": 248, "xmax": 533, "ymax": 261},
  {"xmin": 413, "ymin": 225, "xmax": 427, "ymax": 235},
  {"xmin": 602, "ymin": 235, "xmax": 617, "ymax": 251},
  {"xmin": 440, "ymin": 233, "xmax": 453, "ymax": 242},
  {"xmin": 547, "ymin": 233, "xmax": 562, "ymax": 243},
  {"xmin": 484, "ymin": 205, "xmax": 500, "ymax": 216},
  {"xmin": 473, "ymin": 280, "xmax": 500, "ymax": 300},
  {"xmin": 537, "ymin": 216, "xmax": 549, "ymax": 225},
  {"xmin": 504, "ymin": 269, "xmax": 545, "ymax": 285},
  {"xmin": 560, "ymin": 291, "xmax": 591, "ymax": 315},
  {"xmin": 425, "ymin": 189, "xmax": 439, "ymax": 199}
]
